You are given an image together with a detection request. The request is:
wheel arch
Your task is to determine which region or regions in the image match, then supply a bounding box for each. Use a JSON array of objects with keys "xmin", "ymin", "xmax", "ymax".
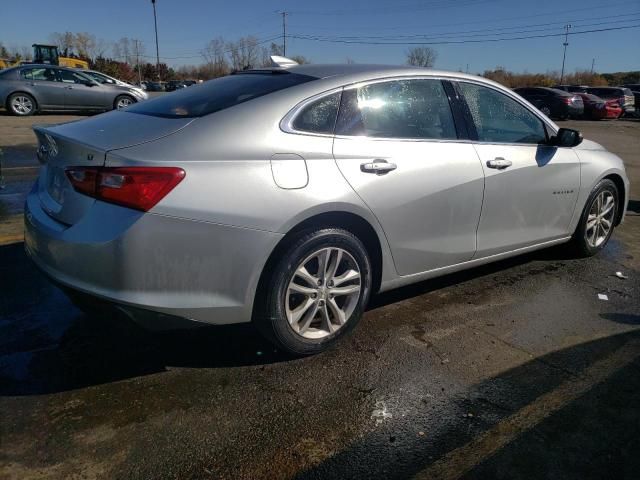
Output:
[
  {"xmin": 252, "ymin": 210, "xmax": 386, "ymax": 322},
  {"xmin": 603, "ymin": 173, "xmax": 626, "ymax": 226}
]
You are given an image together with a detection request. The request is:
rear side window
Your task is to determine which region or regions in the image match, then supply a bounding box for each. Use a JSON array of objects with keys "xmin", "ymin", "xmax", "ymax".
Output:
[
  {"xmin": 458, "ymin": 82, "xmax": 547, "ymax": 144},
  {"xmin": 292, "ymin": 92, "xmax": 340, "ymax": 134},
  {"xmin": 127, "ymin": 72, "xmax": 316, "ymax": 118},
  {"xmin": 20, "ymin": 68, "xmax": 58, "ymax": 82},
  {"xmin": 336, "ymin": 79, "xmax": 457, "ymax": 140}
]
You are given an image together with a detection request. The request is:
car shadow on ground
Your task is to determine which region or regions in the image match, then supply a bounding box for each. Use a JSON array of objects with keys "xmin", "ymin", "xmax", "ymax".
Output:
[
  {"xmin": 293, "ymin": 330, "xmax": 640, "ymax": 480},
  {"xmin": 0, "ymin": 238, "xmax": 593, "ymax": 396}
]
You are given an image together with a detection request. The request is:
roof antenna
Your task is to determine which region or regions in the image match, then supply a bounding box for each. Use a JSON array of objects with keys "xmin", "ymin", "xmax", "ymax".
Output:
[{"xmin": 270, "ymin": 55, "xmax": 299, "ymax": 68}]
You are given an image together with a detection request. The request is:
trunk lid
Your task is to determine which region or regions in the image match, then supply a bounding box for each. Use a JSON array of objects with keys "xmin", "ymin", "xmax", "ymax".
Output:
[{"xmin": 33, "ymin": 111, "xmax": 194, "ymax": 225}]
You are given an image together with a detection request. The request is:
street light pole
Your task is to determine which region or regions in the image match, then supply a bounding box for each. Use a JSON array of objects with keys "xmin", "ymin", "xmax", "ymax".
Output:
[
  {"xmin": 151, "ymin": 0, "xmax": 160, "ymax": 80},
  {"xmin": 560, "ymin": 24, "xmax": 571, "ymax": 84}
]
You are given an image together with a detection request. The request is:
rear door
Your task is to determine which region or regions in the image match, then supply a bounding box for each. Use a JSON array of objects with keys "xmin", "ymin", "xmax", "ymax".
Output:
[
  {"xmin": 57, "ymin": 68, "xmax": 108, "ymax": 109},
  {"xmin": 333, "ymin": 78, "xmax": 485, "ymax": 275},
  {"xmin": 456, "ymin": 81, "xmax": 581, "ymax": 257},
  {"xmin": 20, "ymin": 67, "xmax": 66, "ymax": 108}
]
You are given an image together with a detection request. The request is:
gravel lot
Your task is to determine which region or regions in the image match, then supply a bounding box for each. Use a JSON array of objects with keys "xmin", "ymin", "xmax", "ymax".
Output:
[{"xmin": 1, "ymin": 111, "xmax": 639, "ymax": 480}]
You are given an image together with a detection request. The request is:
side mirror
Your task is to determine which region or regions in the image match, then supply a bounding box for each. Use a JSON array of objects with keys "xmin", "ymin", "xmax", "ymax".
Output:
[{"xmin": 551, "ymin": 128, "xmax": 583, "ymax": 147}]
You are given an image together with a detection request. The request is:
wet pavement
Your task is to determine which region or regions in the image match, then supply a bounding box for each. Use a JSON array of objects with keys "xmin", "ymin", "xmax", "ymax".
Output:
[{"xmin": 1, "ymin": 115, "xmax": 639, "ymax": 479}]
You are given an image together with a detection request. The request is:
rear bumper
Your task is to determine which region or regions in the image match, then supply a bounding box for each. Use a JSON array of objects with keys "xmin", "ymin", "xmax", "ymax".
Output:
[{"xmin": 24, "ymin": 185, "xmax": 283, "ymax": 326}]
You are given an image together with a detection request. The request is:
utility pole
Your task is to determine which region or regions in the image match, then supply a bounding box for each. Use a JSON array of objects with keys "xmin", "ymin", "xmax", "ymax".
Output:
[
  {"xmin": 590, "ymin": 58, "xmax": 595, "ymax": 74},
  {"xmin": 560, "ymin": 24, "xmax": 571, "ymax": 84},
  {"xmin": 281, "ymin": 11, "xmax": 287, "ymax": 56},
  {"xmin": 151, "ymin": 0, "xmax": 161, "ymax": 80},
  {"xmin": 135, "ymin": 40, "xmax": 142, "ymax": 85}
]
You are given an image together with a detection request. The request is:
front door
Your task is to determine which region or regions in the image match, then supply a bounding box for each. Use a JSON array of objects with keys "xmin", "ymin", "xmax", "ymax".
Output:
[
  {"xmin": 57, "ymin": 69, "xmax": 107, "ymax": 109},
  {"xmin": 333, "ymin": 78, "xmax": 485, "ymax": 276},
  {"xmin": 456, "ymin": 81, "xmax": 581, "ymax": 258}
]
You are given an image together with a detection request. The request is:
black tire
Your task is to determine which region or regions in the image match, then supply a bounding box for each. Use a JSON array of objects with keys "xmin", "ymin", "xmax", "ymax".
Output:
[
  {"xmin": 7, "ymin": 92, "xmax": 37, "ymax": 116},
  {"xmin": 540, "ymin": 105, "xmax": 552, "ymax": 117},
  {"xmin": 256, "ymin": 228, "xmax": 372, "ymax": 356},
  {"xmin": 114, "ymin": 94, "xmax": 136, "ymax": 110},
  {"xmin": 570, "ymin": 178, "xmax": 619, "ymax": 257}
]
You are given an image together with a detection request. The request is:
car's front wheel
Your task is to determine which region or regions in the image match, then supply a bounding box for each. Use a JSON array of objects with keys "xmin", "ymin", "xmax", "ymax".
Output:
[
  {"xmin": 570, "ymin": 178, "xmax": 619, "ymax": 257},
  {"xmin": 8, "ymin": 92, "xmax": 36, "ymax": 116},
  {"xmin": 257, "ymin": 228, "xmax": 372, "ymax": 355},
  {"xmin": 114, "ymin": 95, "xmax": 135, "ymax": 110}
]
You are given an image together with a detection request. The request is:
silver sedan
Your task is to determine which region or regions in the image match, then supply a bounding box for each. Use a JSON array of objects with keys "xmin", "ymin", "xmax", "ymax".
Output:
[
  {"xmin": 24, "ymin": 61, "xmax": 629, "ymax": 354},
  {"xmin": 0, "ymin": 65, "xmax": 148, "ymax": 116}
]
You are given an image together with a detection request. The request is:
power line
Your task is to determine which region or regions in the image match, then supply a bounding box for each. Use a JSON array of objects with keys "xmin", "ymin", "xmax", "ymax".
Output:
[
  {"xmin": 289, "ymin": 14, "xmax": 640, "ymax": 40},
  {"xmin": 288, "ymin": 24, "xmax": 640, "ymax": 45}
]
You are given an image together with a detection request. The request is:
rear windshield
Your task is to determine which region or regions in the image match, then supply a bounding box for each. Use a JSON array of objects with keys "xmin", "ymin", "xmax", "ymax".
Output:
[{"xmin": 127, "ymin": 71, "xmax": 316, "ymax": 118}]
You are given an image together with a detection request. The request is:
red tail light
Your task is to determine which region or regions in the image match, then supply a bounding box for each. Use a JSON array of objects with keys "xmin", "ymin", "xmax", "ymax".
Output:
[{"xmin": 65, "ymin": 167, "xmax": 185, "ymax": 211}]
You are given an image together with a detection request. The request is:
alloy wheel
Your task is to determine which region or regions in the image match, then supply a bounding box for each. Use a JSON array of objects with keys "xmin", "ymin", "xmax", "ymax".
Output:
[
  {"xmin": 585, "ymin": 190, "xmax": 615, "ymax": 248},
  {"xmin": 285, "ymin": 247, "xmax": 361, "ymax": 339},
  {"xmin": 11, "ymin": 96, "xmax": 33, "ymax": 115},
  {"xmin": 116, "ymin": 97, "xmax": 133, "ymax": 109}
]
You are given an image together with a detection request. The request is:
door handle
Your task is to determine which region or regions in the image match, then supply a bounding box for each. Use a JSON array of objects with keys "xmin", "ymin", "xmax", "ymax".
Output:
[
  {"xmin": 65, "ymin": 85, "xmax": 74, "ymax": 90},
  {"xmin": 486, "ymin": 157, "xmax": 512, "ymax": 170},
  {"xmin": 360, "ymin": 159, "xmax": 397, "ymax": 175}
]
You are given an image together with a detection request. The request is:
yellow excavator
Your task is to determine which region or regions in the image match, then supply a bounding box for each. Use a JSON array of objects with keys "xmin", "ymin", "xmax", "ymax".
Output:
[{"xmin": 0, "ymin": 44, "xmax": 89, "ymax": 70}]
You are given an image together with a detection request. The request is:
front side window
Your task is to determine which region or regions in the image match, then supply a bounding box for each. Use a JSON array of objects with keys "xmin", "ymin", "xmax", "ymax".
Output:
[
  {"xmin": 458, "ymin": 82, "xmax": 547, "ymax": 144},
  {"xmin": 291, "ymin": 92, "xmax": 340, "ymax": 134},
  {"xmin": 20, "ymin": 68, "xmax": 57, "ymax": 82},
  {"xmin": 58, "ymin": 69, "xmax": 93, "ymax": 84},
  {"xmin": 336, "ymin": 79, "xmax": 457, "ymax": 140}
]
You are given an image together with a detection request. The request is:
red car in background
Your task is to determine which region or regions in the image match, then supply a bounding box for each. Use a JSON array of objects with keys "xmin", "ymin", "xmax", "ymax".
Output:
[{"xmin": 573, "ymin": 92, "xmax": 622, "ymax": 120}]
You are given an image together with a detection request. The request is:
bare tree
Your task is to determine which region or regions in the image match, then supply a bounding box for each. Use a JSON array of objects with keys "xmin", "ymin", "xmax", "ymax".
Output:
[
  {"xmin": 406, "ymin": 47, "xmax": 437, "ymax": 67},
  {"xmin": 290, "ymin": 55, "xmax": 310, "ymax": 64},
  {"xmin": 202, "ymin": 37, "xmax": 228, "ymax": 76},
  {"xmin": 226, "ymin": 36, "xmax": 260, "ymax": 71},
  {"xmin": 112, "ymin": 37, "xmax": 133, "ymax": 64},
  {"xmin": 74, "ymin": 32, "xmax": 96, "ymax": 59},
  {"xmin": 49, "ymin": 32, "xmax": 75, "ymax": 56}
]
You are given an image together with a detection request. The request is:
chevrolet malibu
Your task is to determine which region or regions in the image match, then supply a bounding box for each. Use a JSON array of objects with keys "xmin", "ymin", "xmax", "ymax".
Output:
[{"xmin": 24, "ymin": 61, "xmax": 630, "ymax": 355}]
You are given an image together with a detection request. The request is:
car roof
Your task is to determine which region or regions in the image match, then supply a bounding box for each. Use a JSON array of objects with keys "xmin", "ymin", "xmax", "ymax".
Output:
[{"xmin": 242, "ymin": 63, "xmax": 511, "ymax": 91}]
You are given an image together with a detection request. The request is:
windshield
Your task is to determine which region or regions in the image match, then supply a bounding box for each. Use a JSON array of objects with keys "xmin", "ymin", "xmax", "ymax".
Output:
[{"xmin": 126, "ymin": 71, "xmax": 316, "ymax": 118}]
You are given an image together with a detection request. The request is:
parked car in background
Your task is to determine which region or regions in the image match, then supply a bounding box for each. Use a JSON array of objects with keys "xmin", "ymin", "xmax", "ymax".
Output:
[
  {"xmin": 0, "ymin": 64, "xmax": 147, "ymax": 115},
  {"xmin": 82, "ymin": 69, "xmax": 148, "ymax": 100},
  {"xmin": 24, "ymin": 61, "xmax": 629, "ymax": 355},
  {"xmin": 141, "ymin": 81, "xmax": 164, "ymax": 92},
  {"xmin": 552, "ymin": 85, "xmax": 588, "ymax": 93},
  {"xmin": 585, "ymin": 87, "xmax": 635, "ymax": 115},
  {"xmin": 165, "ymin": 80, "xmax": 186, "ymax": 92},
  {"xmin": 513, "ymin": 87, "xmax": 584, "ymax": 119},
  {"xmin": 621, "ymin": 83, "xmax": 640, "ymax": 91},
  {"xmin": 166, "ymin": 80, "xmax": 198, "ymax": 92},
  {"xmin": 572, "ymin": 92, "xmax": 622, "ymax": 120}
]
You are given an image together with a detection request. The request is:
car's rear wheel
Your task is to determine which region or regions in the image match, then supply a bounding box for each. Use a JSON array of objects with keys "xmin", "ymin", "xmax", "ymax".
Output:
[
  {"xmin": 257, "ymin": 228, "xmax": 372, "ymax": 355},
  {"xmin": 540, "ymin": 105, "xmax": 552, "ymax": 117},
  {"xmin": 570, "ymin": 179, "xmax": 619, "ymax": 257},
  {"xmin": 8, "ymin": 92, "xmax": 36, "ymax": 116},
  {"xmin": 114, "ymin": 95, "xmax": 135, "ymax": 110}
]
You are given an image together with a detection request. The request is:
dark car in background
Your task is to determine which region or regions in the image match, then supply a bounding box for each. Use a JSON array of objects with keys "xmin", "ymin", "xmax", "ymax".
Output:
[
  {"xmin": 0, "ymin": 64, "xmax": 146, "ymax": 115},
  {"xmin": 513, "ymin": 87, "xmax": 584, "ymax": 119},
  {"xmin": 165, "ymin": 80, "xmax": 198, "ymax": 92},
  {"xmin": 585, "ymin": 87, "xmax": 635, "ymax": 115},
  {"xmin": 141, "ymin": 81, "xmax": 164, "ymax": 92},
  {"xmin": 552, "ymin": 85, "xmax": 588, "ymax": 93}
]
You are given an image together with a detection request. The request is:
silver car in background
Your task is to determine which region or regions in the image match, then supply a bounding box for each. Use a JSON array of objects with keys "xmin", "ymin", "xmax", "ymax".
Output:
[
  {"xmin": 0, "ymin": 64, "xmax": 147, "ymax": 115},
  {"xmin": 24, "ymin": 61, "xmax": 629, "ymax": 355},
  {"xmin": 82, "ymin": 69, "xmax": 148, "ymax": 101}
]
